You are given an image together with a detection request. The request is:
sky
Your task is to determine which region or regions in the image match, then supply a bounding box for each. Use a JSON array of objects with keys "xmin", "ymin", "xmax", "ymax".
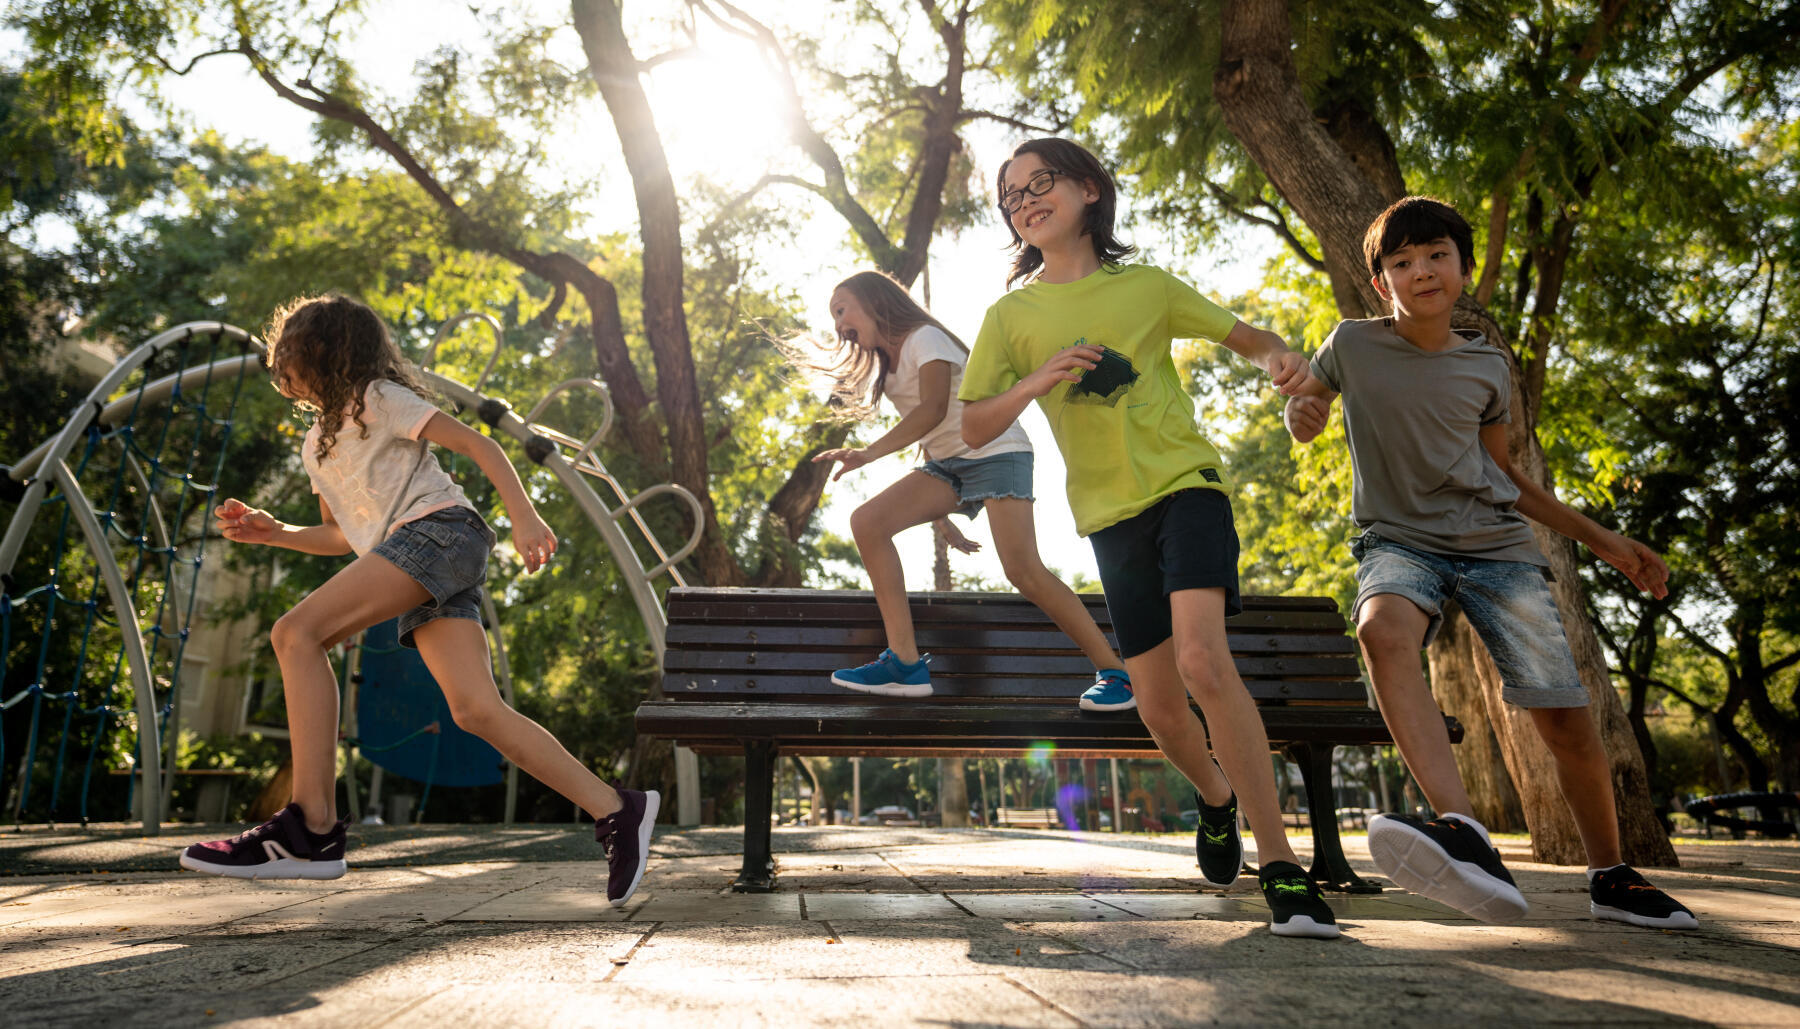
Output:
[{"xmin": 24, "ymin": 1, "xmax": 1281, "ymax": 591}]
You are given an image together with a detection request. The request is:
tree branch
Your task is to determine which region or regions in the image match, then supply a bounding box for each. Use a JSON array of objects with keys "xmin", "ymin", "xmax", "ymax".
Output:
[{"xmin": 1203, "ymin": 181, "xmax": 1325, "ymax": 271}]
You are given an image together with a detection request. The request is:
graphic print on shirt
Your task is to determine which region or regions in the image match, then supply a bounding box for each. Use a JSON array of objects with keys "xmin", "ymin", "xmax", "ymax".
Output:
[
  {"xmin": 1065, "ymin": 339, "xmax": 1140, "ymax": 407},
  {"xmin": 314, "ymin": 454, "xmax": 387, "ymax": 527}
]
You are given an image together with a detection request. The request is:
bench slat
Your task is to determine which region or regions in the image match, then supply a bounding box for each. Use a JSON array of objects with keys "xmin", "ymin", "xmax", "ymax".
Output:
[
  {"xmin": 661, "ymin": 674, "xmax": 1368, "ymax": 703},
  {"xmin": 636, "ymin": 699, "xmax": 1409, "ymax": 747},
  {"xmin": 664, "ymin": 650, "xmax": 1358, "ymax": 680},
  {"xmin": 666, "ymin": 594, "xmax": 1345, "ymax": 632},
  {"xmin": 664, "ymin": 623, "xmax": 1357, "ymax": 655}
]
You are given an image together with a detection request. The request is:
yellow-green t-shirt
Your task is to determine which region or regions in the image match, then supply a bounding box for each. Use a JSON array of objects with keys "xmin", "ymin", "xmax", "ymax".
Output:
[{"xmin": 959, "ymin": 264, "xmax": 1239, "ymax": 536}]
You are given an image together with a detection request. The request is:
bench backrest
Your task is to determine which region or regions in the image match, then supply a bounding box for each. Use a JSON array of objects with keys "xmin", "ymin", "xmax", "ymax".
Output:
[{"xmin": 661, "ymin": 587, "xmax": 1367, "ymax": 707}]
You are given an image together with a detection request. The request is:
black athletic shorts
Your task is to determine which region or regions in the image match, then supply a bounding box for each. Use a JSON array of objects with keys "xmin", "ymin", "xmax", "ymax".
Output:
[{"xmin": 1088, "ymin": 488, "xmax": 1242, "ymax": 659}]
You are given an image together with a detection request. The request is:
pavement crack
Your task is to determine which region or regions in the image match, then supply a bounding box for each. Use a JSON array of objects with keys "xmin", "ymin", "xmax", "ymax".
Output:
[
  {"xmin": 603, "ymin": 923, "xmax": 660, "ymax": 982},
  {"xmin": 872, "ymin": 852, "xmax": 931, "ymax": 893},
  {"xmin": 1000, "ymin": 972, "xmax": 1090, "ymax": 1027}
]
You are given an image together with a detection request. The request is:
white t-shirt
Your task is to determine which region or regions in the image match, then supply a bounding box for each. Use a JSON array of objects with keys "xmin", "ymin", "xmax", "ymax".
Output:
[
  {"xmin": 884, "ymin": 325, "xmax": 1031, "ymax": 461},
  {"xmin": 302, "ymin": 379, "xmax": 473, "ymax": 556}
]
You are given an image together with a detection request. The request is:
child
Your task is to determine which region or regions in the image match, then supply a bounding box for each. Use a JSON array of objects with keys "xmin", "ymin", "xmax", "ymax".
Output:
[
  {"xmin": 1283, "ymin": 195, "xmax": 1696, "ymax": 930},
  {"xmin": 793, "ymin": 271, "xmax": 1133, "ymax": 710},
  {"xmin": 958, "ymin": 138, "xmax": 1338, "ymax": 938},
  {"xmin": 180, "ymin": 294, "xmax": 657, "ymax": 906}
]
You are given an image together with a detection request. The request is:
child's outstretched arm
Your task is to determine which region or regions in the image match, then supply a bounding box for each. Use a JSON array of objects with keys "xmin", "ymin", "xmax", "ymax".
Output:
[
  {"xmin": 1218, "ymin": 320, "xmax": 1312, "ymax": 397},
  {"xmin": 813, "ymin": 360, "xmax": 953, "ymax": 480},
  {"xmin": 214, "ymin": 497, "xmax": 352, "ymax": 555},
  {"xmin": 420, "ymin": 412, "xmax": 556, "ymax": 573},
  {"xmin": 1480, "ymin": 423, "xmax": 1670, "ymax": 598},
  {"xmin": 962, "ymin": 343, "xmax": 1101, "ymax": 450}
]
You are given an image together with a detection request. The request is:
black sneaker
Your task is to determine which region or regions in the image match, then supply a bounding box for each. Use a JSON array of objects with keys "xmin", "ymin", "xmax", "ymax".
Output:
[
  {"xmin": 1196, "ymin": 791, "xmax": 1243, "ymax": 885},
  {"xmin": 179, "ymin": 803, "xmax": 348, "ymax": 880},
  {"xmin": 1258, "ymin": 860, "xmax": 1340, "ymax": 938},
  {"xmin": 1367, "ymin": 813, "xmax": 1528, "ymax": 923},
  {"xmin": 1589, "ymin": 865, "xmax": 1698, "ymax": 930},
  {"xmin": 595, "ymin": 788, "xmax": 660, "ymax": 906}
]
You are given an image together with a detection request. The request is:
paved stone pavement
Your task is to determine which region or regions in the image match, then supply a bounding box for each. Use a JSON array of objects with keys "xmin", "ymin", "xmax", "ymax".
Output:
[{"xmin": 0, "ymin": 824, "xmax": 1795, "ymax": 1027}]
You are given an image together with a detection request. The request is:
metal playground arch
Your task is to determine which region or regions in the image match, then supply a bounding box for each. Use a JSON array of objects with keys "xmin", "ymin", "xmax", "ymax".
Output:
[{"xmin": 1, "ymin": 317, "xmax": 703, "ymax": 834}]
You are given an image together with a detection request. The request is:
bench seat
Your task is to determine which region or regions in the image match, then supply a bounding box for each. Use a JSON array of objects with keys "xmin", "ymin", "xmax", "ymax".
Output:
[{"xmin": 636, "ymin": 587, "xmax": 1460, "ymax": 892}]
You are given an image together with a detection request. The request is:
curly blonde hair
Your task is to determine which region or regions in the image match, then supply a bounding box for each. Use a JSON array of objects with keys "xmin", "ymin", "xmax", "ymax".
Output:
[{"xmin": 265, "ymin": 293, "xmax": 434, "ymax": 462}]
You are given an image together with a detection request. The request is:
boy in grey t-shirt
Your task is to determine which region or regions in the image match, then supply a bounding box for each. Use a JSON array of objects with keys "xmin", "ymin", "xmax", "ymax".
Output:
[{"xmin": 1284, "ymin": 196, "xmax": 1696, "ymax": 931}]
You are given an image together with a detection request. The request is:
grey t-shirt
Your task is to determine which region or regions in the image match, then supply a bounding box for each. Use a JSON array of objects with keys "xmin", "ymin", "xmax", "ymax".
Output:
[{"xmin": 1310, "ymin": 317, "xmax": 1545, "ymax": 565}]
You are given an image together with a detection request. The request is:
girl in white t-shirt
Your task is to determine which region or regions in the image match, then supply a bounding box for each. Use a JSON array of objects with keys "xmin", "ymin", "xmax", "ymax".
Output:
[
  {"xmin": 180, "ymin": 294, "xmax": 656, "ymax": 905},
  {"xmin": 793, "ymin": 271, "xmax": 1129, "ymax": 705}
]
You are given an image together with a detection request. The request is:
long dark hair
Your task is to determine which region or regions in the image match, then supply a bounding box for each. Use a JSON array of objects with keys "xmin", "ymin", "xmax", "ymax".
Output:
[
  {"xmin": 998, "ymin": 137, "xmax": 1137, "ymax": 286},
  {"xmin": 777, "ymin": 270, "xmax": 967, "ymax": 421},
  {"xmin": 266, "ymin": 293, "xmax": 434, "ymax": 462}
]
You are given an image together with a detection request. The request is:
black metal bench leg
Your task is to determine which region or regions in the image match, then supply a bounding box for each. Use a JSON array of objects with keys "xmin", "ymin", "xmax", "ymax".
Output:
[
  {"xmin": 1286, "ymin": 741, "xmax": 1381, "ymax": 894},
  {"xmin": 733, "ymin": 740, "xmax": 777, "ymax": 892}
]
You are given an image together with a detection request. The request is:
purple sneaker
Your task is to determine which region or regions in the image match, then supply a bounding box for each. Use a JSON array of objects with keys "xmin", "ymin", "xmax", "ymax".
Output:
[
  {"xmin": 179, "ymin": 803, "xmax": 348, "ymax": 880},
  {"xmin": 595, "ymin": 788, "xmax": 660, "ymax": 906}
]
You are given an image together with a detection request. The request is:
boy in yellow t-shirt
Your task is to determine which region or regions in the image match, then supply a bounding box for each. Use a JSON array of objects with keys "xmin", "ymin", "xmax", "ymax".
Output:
[{"xmin": 960, "ymin": 137, "xmax": 1332, "ymax": 939}]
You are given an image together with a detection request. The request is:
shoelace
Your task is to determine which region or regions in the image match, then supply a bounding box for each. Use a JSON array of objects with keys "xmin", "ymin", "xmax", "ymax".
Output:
[{"xmin": 1263, "ymin": 875, "xmax": 1312, "ymax": 896}]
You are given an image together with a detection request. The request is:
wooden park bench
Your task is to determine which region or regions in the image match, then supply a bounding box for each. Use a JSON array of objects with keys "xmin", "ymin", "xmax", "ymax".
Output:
[
  {"xmin": 634, "ymin": 587, "xmax": 1462, "ymax": 893},
  {"xmin": 993, "ymin": 807, "xmax": 1063, "ymax": 829}
]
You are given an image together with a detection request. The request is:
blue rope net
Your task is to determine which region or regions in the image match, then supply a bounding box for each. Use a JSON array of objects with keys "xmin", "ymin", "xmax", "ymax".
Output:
[{"xmin": 1, "ymin": 327, "xmax": 258, "ymax": 826}]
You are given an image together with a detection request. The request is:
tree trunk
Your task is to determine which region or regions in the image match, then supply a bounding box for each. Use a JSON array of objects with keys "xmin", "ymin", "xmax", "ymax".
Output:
[
  {"xmin": 1426, "ymin": 612, "xmax": 1526, "ymax": 832},
  {"xmin": 1214, "ymin": 0, "xmax": 1673, "ymax": 867},
  {"xmin": 939, "ymin": 759, "xmax": 969, "ymax": 827}
]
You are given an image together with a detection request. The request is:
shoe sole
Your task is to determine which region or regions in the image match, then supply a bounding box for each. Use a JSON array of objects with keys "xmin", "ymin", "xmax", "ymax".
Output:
[
  {"xmin": 1366, "ymin": 817, "xmax": 1528, "ymax": 923},
  {"xmin": 1270, "ymin": 914, "xmax": 1341, "ymax": 939},
  {"xmin": 829, "ymin": 675, "xmax": 932, "ymax": 698},
  {"xmin": 1591, "ymin": 902, "xmax": 1699, "ymax": 930},
  {"xmin": 1078, "ymin": 698, "xmax": 1137, "ymax": 712},
  {"xmin": 179, "ymin": 852, "xmax": 347, "ymax": 880},
  {"xmin": 611, "ymin": 789, "xmax": 661, "ymax": 908}
]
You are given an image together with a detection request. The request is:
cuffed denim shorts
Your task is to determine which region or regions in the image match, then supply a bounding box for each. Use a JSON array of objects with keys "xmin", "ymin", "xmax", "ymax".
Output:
[
  {"xmin": 1352, "ymin": 533, "xmax": 1587, "ymax": 709},
  {"xmin": 919, "ymin": 450, "xmax": 1034, "ymax": 519},
  {"xmin": 1089, "ymin": 488, "xmax": 1242, "ymax": 659},
  {"xmin": 372, "ymin": 506, "xmax": 496, "ymax": 649}
]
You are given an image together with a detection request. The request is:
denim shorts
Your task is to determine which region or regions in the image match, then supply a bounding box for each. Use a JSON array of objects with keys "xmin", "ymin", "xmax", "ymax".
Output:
[
  {"xmin": 372, "ymin": 506, "xmax": 496, "ymax": 648},
  {"xmin": 1352, "ymin": 533, "xmax": 1587, "ymax": 708},
  {"xmin": 1089, "ymin": 488, "xmax": 1242, "ymax": 659},
  {"xmin": 919, "ymin": 450, "xmax": 1034, "ymax": 519}
]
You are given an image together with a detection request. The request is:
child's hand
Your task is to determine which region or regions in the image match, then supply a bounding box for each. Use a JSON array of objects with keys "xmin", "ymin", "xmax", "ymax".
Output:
[
  {"xmin": 937, "ymin": 518, "xmax": 982, "ymax": 555},
  {"xmin": 813, "ymin": 446, "xmax": 875, "ymax": 481},
  {"xmin": 1268, "ymin": 351, "xmax": 1311, "ymax": 396},
  {"xmin": 1594, "ymin": 532, "xmax": 1670, "ymax": 599},
  {"xmin": 513, "ymin": 512, "xmax": 558, "ymax": 573},
  {"xmin": 1021, "ymin": 344, "xmax": 1103, "ymax": 398},
  {"xmin": 1284, "ymin": 395, "xmax": 1331, "ymax": 443},
  {"xmin": 214, "ymin": 499, "xmax": 279, "ymax": 545}
]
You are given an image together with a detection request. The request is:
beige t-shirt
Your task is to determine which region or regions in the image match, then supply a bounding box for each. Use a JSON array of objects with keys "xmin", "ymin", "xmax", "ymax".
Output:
[
  {"xmin": 1310, "ymin": 317, "xmax": 1545, "ymax": 565},
  {"xmin": 302, "ymin": 380, "xmax": 472, "ymax": 556},
  {"xmin": 883, "ymin": 324, "xmax": 1031, "ymax": 461}
]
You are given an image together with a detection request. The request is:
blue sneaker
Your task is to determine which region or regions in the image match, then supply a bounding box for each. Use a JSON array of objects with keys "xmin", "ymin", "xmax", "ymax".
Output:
[
  {"xmin": 1079, "ymin": 668, "xmax": 1135, "ymax": 711},
  {"xmin": 831, "ymin": 649, "xmax": 932, "ymax": 697}
]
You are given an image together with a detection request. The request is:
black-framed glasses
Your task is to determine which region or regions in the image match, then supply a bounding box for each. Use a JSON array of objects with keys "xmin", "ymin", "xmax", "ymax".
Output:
[{"xmin": 998, "ymin": 169, "xmax": 1066, "ymax": 214}]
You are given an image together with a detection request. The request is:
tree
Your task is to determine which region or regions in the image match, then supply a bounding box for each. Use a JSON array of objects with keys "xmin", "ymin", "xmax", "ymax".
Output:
[{"xmin": 992, "ymin": 0, "xmax": 1800, "ymax": 863}]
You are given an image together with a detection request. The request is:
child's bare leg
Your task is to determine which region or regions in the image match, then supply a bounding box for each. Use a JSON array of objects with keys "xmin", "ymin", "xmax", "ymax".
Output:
[
  {"xmin": 1529, "ymin": 705, "xmax": 1623, "ymax": 867},
  {"xmin": 269, "ymin": 553, "xmax": 432, "ymax": 834},
  {"xmin": 848, "ymin": 472, "xmax": 960, "ymax": 664},
  {"xmin": 1168, "ymin": 587, "xmax": 1302, "ymax": 867},
  {"xmin": 1357, "ymin": 594, "xmax": 1475, "ymax": 815},
  {"xmin": 984, "ymin": 498, "xmax": 1121, "ymax": 669},
  {"xmin": 413, "ymin": 617, "xmax": 622, "ymax": 819},
  {"xmin": 1124, "ymin": 641, "xmax": 1232, "ymax": 802}
]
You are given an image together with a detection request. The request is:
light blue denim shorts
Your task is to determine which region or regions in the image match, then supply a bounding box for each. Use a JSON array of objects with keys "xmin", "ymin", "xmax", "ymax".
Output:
[
  {"xmin": 919, "ymin": 450, "xmax": 1034, "ymax": 519},
  {"xmin": 372, "ymin": 506, "xmax": 496, "ymax": 648},
  {"xmin": 1351, "ymin": 533, "xmax": 1587, "ymax": 709}
]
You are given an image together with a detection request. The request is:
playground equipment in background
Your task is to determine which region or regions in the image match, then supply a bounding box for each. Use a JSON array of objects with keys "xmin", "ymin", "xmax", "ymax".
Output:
[
  {"xmin": 2, "ymin": 315, "xmax": 703, "ymax": 833},
  {"xmin": 1684, "ymin": 790, "xmax": 1800, "ymax": 839}
]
